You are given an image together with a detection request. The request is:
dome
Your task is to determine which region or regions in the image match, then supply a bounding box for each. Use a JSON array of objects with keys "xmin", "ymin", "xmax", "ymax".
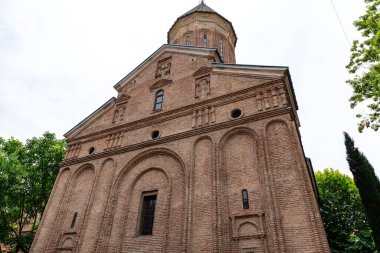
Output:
[{"xmin": 168, "ymin": 1, "xmax": 237, "ymax": 63}]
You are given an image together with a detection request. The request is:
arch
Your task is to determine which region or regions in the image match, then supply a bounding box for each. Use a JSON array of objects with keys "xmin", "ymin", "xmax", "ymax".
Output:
[
  {"xmin": 70, "ymin": 163, "xmax": 95, "ymax": 180},
  {"xmin": 264, "ymin": 119, "xmax": 289, "ymax": 132},
  {"xmin": 125, "ymin": 167, "xmax": 170, "ymax": 239},
  {"xmin": 219, "ymin": 127, "xmax": 265, "ymax": 250},
  {"xmin": 182, "ymin": 31, "xmax": 194, "ymax": 46},
  {"xmin": 191, "ymin": 136, "xmax": 215, "ymax": 252},
  {"xmin": 238, "ymin": 222, "xmax": 259, "ymax": 237},
  {"xmin": 129, "ymin": 167, "xmax": 170, "ymax": 194},
  {"xmin": 198, "ymin": 29, "xmax": 213, "ymax": 47},
  {"xmin": 60, "ymin": 163, "xmax": 95, "ymax": 233},
  {"xmin": 266, "ymin": 119, "xmax": 317, "ymax": 250},
  {"xmin": 61, "ymin": 236, "xmax": 74, "ymax": 248},
  {"xmin": 78, "ymin": 158, "xmax": 116, "ymax": 252},
  {"xmin": 219, "ymin": 126, "xmax": 261, "ymax": 149},
  {"xmin": 217, "ymin": 34, "xmax": 227, "ymax": 59},
  {"xmin": 101, "ymin": 157, "xmax": 116, "ymax": 169},
  {"xmin": 193, "ymin": 135, "xmax": 214, "ymax": 149},
  {"xmin": 60, "ymin": 167, "xmax": 71, "ymax": 174},
  {"xmin": 104, "ymin": 147, "xmax": 187, "ymax": 252},
  {"xmin": 31, "ymin": 167, "xmax": 72, "ymax": 253},
  {"xmin": 113, "ymin": 148, "xmax": 186, "ymax": 191}
]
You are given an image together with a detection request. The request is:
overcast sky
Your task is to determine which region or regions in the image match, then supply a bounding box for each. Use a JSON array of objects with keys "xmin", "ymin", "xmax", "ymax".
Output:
[{"xmin": 0, "ymin": 0, "xmax": 379, "ymax": 177}]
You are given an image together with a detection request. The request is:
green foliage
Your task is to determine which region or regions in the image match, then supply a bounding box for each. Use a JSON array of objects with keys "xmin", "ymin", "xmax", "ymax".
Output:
[
  {"xmin": 0, "ymin": 132, "xmax": 66, "ymax": 252},
  {"xmin": 344, "ymin": 132, "xmax": 380, "ymax": 252},
  {"xmin": 316, "ymin": 168, "xmax": 376, "ymax": 252},
  {"xmin": 346, "ymin": 0, "xmax": 380, "ymax": 132}
]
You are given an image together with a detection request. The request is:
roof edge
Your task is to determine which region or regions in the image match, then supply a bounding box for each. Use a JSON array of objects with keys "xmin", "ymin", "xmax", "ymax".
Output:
[
  {"xmin": 64, "ymin": 97, "xmax": 116, "ymax": 138},
  {"xmin": 212, "ymin": 63, "xmax": 299, "ymax": 111}
]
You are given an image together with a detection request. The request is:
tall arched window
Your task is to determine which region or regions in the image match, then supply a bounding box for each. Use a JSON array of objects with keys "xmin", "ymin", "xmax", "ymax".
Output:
[
  {"xmin": 219, "ymin": 37, "xmax": 224, "ymax": 60},
  {"xmin": 186, "ymin": 35, "xmax": 190, "ymax": 46},
  {"xmin": 242, "ymin": 189, "xmax": 249, "ymax": 209},
  {"xmin": 154, "ymin": 90, "xmax": 164, "ymax": 111},
  {"xmin": 203, "ymin": 33, "xmax": 207, "ymax": 47}
]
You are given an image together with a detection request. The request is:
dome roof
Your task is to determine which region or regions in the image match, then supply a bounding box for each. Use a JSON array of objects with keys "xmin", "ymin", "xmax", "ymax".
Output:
[
  {"xmin": 168, "ymin": 1, "xmax": 237, "ymax": 46},
  {"xmin": 179, "ymin": 1, "xmax": 217, "ymax": 18}
]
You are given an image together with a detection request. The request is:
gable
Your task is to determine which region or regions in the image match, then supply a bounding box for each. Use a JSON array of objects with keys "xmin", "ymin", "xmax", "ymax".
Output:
[
  {"xmin": 64, "ymin": 98, "xmax": 116, "ymax": 139},
  {"xmin": 113, "ymin": 44, "xmax": 222, "ymax": 92}
]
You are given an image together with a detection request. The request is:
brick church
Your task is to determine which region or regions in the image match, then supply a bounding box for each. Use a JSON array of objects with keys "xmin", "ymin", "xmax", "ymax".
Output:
[{"xmin": 31, "ymin": 2, "xmax": 330, "ymax": 252}]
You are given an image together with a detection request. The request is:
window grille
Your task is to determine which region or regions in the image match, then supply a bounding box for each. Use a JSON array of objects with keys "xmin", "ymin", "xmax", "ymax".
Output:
[{"xmin": 139, "ymin": 194, "xmax": 157, "ymax": 235}]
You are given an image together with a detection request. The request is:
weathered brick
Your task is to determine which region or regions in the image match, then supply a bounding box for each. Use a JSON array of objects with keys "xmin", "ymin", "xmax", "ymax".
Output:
[{"xmin": 31, "ymin": 3, "xmax": 330, "ymax": 253}]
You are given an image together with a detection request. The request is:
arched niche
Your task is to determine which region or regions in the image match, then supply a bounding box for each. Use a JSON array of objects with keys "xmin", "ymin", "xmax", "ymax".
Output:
[
  {"xmin": 106, "ymin": 148, "xmax": 186, "ymax": 253},
  {"xmin": 191, "ymin": 136, "xmax": 214, "ymax": 252},
  {"xmin": 219, "ymin": 127, "xmax": 266, "ymax": 252},
  {"xmin": 31, "ymin": 168, "xmax": 71, "ymax": 252},
  {"xmin": 220, "ymin": 127, "xmax": 264, "ymax": 216},
  {"xmin": 266, "ymin": 120, "xmax": 314, "ymax": 250},
  {"xmin": 62, "ymin": 164, "xmax": 96, "ymax": 233},
  {"xmin": 79, "ymin": 159, "xmax": 116, "ymax": 252},
  {"xmin": 238, "ymin": 222, "xmax": 259, "ymax": 238}
]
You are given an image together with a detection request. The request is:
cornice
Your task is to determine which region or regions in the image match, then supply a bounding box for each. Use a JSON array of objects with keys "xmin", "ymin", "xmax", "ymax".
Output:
[
  {"xmin": 67, "ymin": 79, "xmax": 285, "ymax": 144},
  {"xmin": 61, "ymin": 107, "xmax": 292, "ymax": 167},
  {"xmin": 150, "ymin": 79, "xmax": 173, "ymax": 91}
]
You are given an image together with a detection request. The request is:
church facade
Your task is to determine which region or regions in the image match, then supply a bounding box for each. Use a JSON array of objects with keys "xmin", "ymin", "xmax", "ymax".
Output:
[{"xmin": 31, "ymin": 2, "xmax": 330, "ymax": 253}]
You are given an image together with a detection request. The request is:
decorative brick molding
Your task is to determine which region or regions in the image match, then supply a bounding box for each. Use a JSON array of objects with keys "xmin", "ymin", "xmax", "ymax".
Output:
[
  {"xmin": 105, "ymin": 132, "xmax": 123, "ymax": 150},
  {"xmin": 149, "ymin": 79, "xmax": 173, "ymax": 91},
  {"xmin": 192, "ymin": 106, "xmax": 216, "ymax": 128},
  {"xmin": 193, "ymin": 66, "xmax": 212, "ymax": 77},
  {"xmin": 65, "ymin": 143, "xmax": 82, "ymax": 160}
]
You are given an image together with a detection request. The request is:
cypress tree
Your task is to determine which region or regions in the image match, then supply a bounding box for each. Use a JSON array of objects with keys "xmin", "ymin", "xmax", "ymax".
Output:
[{"xmin": 344, "ymin": 132, "xmax": 380, "ymax": 251}]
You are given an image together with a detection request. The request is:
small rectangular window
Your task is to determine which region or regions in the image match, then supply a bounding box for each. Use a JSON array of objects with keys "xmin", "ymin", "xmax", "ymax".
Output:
[
  {"xmin": 70, "ymin": 212, "xmax": 78, "ymax": 228},
  {"xmin": 242, "ymin": 189, "xmax": 249, "ymax": 209},
  {"xmin": 154, "ymin": 90, "xmax": 164, "ymax": 111},
  {"xmin": 139, "ymin": 193, "xmax": 157, "ymax": 236}
]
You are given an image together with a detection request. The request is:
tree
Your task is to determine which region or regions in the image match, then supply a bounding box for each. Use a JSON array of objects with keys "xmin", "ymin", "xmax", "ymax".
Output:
[
  {"xmin": 344, "ymin": 132, "xmax": 380, "ymax": 251},
  {"xmin": 346, "ymin": 0, "xmax": 380, "ymax": 132},
  {"xmin": 0, "ymin": 133, "xmax": 66, "ymax": 252},
  {"xmin": 316, "ymin": 168, "xmax": 376, "ymax": 253}
]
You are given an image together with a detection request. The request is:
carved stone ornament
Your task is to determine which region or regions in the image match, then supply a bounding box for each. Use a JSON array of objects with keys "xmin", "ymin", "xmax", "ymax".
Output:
[
  {"xmin": 155, "ymin": 57, "xmax": 172, "ymax": 79},
  {"xmin": 116, "ymin": 94, "xmax": 130, "ymax": 104},
  {"xmin": 112, "ymin": 99, "xmax": 128, "ymax": 124},
  {"xmin": 150, "ymin": 79, "xmax": 173, "ymax": 91},
  {"xmin": 195, "ymin": 75, "xmax": 211, "ymax": 99},
  {"xmin": 193, "ymin": 66, "xmax": 212, "ymax": 77}
]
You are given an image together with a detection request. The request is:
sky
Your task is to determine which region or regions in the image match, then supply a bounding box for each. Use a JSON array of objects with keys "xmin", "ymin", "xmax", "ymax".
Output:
[{"xmin": 0, "ymin": 0, "xmax": 379, "ymax": 177}]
